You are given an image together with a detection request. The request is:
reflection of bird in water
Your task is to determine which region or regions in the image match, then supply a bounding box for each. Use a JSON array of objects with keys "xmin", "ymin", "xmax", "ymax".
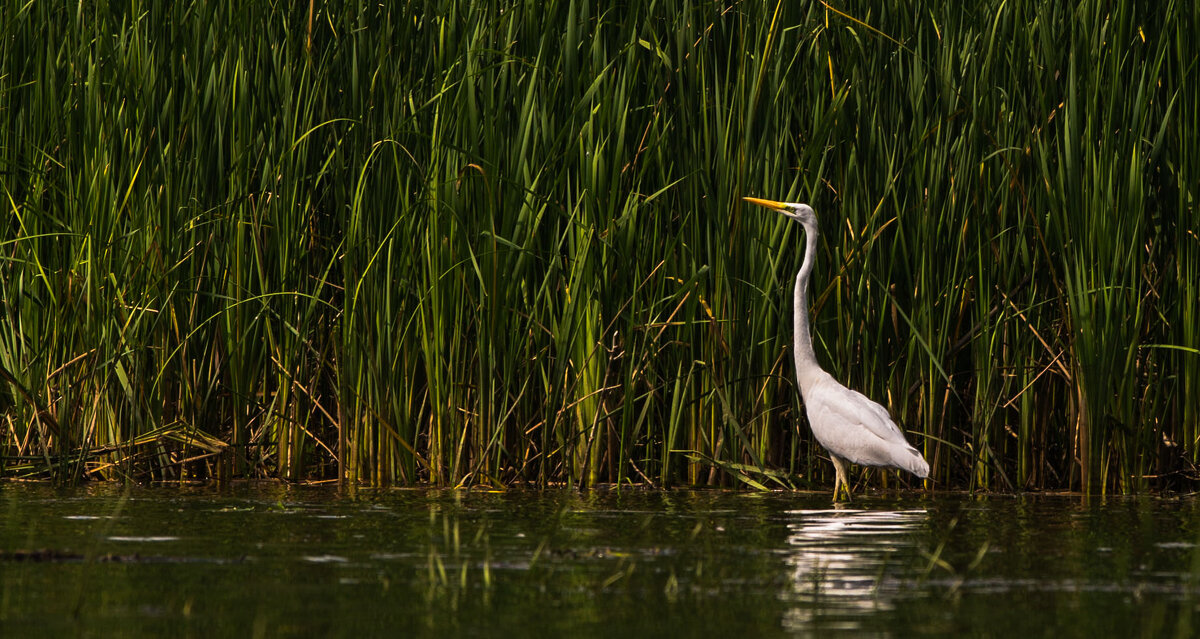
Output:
[
  {"xmin": 782, "ymin": 508, "xmax": 928, "ymax": 631},
  {"xmin": 743, "ymin": 197, "xmax": 929, "ymax": 500}
]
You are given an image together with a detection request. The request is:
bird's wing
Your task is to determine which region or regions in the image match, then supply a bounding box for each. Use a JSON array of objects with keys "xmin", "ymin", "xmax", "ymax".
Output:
[
  {"xmin": 809, "ymin": 379, "xmax": 910, "ymax": 447},
  {"xmin": 806, "ymin": 382, "xmax": 926, "ymax": 473}
]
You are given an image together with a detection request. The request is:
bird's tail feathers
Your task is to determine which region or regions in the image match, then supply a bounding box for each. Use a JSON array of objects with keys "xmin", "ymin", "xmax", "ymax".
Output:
[{"xmin": 899, "ymin": 446, "xmax": 930, "ymax": 479}]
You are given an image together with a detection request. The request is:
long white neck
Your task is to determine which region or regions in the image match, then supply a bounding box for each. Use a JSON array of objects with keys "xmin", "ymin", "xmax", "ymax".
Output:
[{"xmin": 793, "ymin": 221, "xmax": 821, "ymax": 389}]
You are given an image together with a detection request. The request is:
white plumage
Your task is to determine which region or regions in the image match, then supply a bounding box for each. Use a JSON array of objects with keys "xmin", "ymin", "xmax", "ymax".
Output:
[{"xmin": 744, "ymin": 197, "xmax": 929, "ymax": 500}]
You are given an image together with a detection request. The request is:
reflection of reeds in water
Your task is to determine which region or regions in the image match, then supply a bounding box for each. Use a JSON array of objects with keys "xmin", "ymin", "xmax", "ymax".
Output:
[{"xmin": 781, "ymin": 508, "xmax": 927, "ymax": 633}]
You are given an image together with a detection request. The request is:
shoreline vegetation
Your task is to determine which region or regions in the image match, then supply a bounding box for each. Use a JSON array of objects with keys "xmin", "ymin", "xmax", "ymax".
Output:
[{"xmin": 2, "ymin": 2, "xmax": 1197, "ymax": 492}]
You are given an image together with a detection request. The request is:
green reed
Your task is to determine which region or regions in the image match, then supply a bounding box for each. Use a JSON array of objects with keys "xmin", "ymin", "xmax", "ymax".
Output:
[{"xmin": 1, "ymin": 0, "xmax": 1196, "ymax": 492}]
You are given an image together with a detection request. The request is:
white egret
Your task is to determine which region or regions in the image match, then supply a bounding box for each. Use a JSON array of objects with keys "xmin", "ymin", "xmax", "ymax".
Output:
[{"xmin": 744, "ymin": 196, "xmax": 929, "ymax": 500}]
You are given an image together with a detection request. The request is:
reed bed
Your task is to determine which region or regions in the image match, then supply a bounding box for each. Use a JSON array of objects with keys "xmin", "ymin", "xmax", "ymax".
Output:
[{"xmin": 1, "ymin": 1, "xmax": 1197, "ymax": 492}]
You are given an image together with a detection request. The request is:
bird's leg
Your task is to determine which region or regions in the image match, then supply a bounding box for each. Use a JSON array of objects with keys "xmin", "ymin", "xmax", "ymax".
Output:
[{"xmin": 830, "ymin": 455, "xmax": 852, "ymax": 502}]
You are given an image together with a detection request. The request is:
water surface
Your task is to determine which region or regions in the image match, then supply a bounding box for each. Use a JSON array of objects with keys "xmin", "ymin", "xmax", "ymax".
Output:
[{"xmin": 2, "ymin": 484, "xmax": 1197, "ymax": 637}]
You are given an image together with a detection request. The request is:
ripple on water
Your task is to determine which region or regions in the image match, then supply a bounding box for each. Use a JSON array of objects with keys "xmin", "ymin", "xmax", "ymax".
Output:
[{"xmin": 780, "ymin": 507, "xmax": 929, "ymax": 632}]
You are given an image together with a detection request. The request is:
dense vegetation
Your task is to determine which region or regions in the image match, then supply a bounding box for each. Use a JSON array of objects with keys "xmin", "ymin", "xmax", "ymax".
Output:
[{"xmin": 2, "ymin": 1, "xmax": 1197, "ymax": 492}]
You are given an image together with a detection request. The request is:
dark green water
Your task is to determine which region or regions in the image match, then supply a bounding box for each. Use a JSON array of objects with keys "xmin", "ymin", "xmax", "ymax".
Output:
[{"xmin": 1, "ymin": 484, "xmax": 1197, "ymax": 638}]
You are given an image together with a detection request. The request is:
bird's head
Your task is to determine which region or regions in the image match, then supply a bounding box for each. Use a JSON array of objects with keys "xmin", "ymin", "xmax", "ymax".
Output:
[{"xmin": 742, "ymin": 197, "xmax": 816, "ymax": 227}]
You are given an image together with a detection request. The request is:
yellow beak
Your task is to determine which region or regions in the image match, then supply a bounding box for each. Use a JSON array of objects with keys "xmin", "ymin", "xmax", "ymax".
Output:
[{"xmin": 742, "ymin": 196, "xmax": 789, "ymax": 211}]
